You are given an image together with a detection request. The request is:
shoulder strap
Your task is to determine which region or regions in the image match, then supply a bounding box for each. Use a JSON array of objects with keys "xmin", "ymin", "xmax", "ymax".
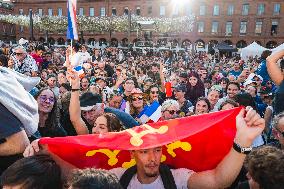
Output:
[
  {"xmin": 119, "ymin": 164, "xmax": 177, "ymax": 189},
  {"xmin": 119, "ymin": 166, "xmax": 137, "ymax": 189},
  {"xmin": 159, "ymin": 164, "xmax": 177, "ymax": 189}
]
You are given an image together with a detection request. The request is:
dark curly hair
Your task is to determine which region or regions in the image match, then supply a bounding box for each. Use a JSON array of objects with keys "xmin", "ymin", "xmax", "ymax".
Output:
[{"xmin": 244, "ymin": 146, "xmax": 284, "ymax": 189}]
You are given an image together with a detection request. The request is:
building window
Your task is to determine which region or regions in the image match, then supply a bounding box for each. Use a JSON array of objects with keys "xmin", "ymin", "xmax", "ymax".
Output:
[
  {"xmin": 112, "ymin": 7, "xmax": 116, "ymax": 16},
  {"xmin": 211, "ymin": 21, "xmax": 219, "ymax": 33},
  {"xmin": 58, "ymin": 8, "xmax": 63, "ymax": 16},
  {"xmin": 257, "ymin": 4, "xmax": 265, "ymax": 15},
  {"xmin": 271, "ymin": 20, "xmax": 278, "ymax": 35},
  {"xmin": 197, "ymin": 21, "xmax": 204, "ymax": 33},
  {"xmin": 200, "ymin": 5, "xmax": 206, "ymax": 16},
  {"xmin": 242, "ymin": 4, "xmax": 249, "ymax": 15},
  {"xmin": 226, "ymin": 21, "xmax": 233, "ymax": 36},
  {"xmin": 79, "ymin": 8, "xmax": 84, "ymax": 16},
  {"xmin": 213, "ymin": 5, "xmax": 219, "ymax": 16},
  {"xmin": 185, "ymin": 6, "xmax": 192, "ymax": 16},
  {"xmin": 19, "ymin": 8, "xmax": 24, "ymax": 15},
  {"xmin": 38, "ymin": 8, "xmax": 43, "ymax": 16},
  {"xmin": 124, "ymin": 7, "xmax": 129, "ymax": 15},
  {"xmin": 274, "ymin": 3, "xmax": 281, "ymax": 15},
  {"xmin": 48, "ymin": 8, "xmax": 53, "ymax": 16},
  {"xmin": 100, "ymin": 7, "xmax": 106, "ymax": 17},
  {"xmin": 240, "ymin": 21, "xmax": 247, "ymax": 34},
  {"xmin": 148, "ymin": 6, "xmax": 152, "ymax": 15},
  {"xmin": 90, "ymin": 7, "xmax": 95, "ymax": 16},
  {"xmin": 227, "ymin": 4, "xmax": 234, "ymax": 15},
  {"xmin": 136, "ymin": 7, "xmax": 141, "ymax": 16},
  {"xmin": 173, "ymin": 5, "xmax": 178, "ymax": 16},
  {"xmin": 160, "ymin": 5, "xmax": 166, "ymax": 16},
  {"xmin": 255, "ymin": 21, "xmax": 262, "ymax": 34}
]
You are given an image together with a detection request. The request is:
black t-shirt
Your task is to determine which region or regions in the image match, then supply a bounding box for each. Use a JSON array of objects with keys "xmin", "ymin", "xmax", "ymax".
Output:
[
  {"xmin": 273, "ymin": 80, "xmax": 284, "ymax": 115},
  {"xmin": 0, "ymin": 103, "xmax": 24, "ymax": 175}
]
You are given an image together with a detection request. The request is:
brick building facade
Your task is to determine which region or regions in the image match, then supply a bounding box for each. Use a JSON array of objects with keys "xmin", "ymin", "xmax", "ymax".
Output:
[{"xmin": 12, "ymin": 0, "xmax": 284, "ymax": 48}]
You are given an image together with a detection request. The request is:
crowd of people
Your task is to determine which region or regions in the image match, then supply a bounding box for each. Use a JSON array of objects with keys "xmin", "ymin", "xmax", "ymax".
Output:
[{"xmin": 0, "ymin": 40, "xmax": 283, "ymax": 189}]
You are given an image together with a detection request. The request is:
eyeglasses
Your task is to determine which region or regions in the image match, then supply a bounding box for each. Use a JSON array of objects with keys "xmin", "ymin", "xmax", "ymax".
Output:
[
  {"xmin": 151, "ymin": 91, "xmax": 159, "ymax": 94},
  {"xmin": 39, "ymin": 95, "xmax": 55, "ymax": 104},
  {"xmin": 132, "ymin": 96, "xmax": 143, "ymax": 101},
  {"xmin": 164, "ymin": 110, "xmax": 180, "ymax": 115}
]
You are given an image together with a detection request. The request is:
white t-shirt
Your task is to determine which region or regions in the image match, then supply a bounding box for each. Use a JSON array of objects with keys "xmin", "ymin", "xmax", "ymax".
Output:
[{"xmin": 110, "ymin": 167, "xmax": 194, "ymax": 189}]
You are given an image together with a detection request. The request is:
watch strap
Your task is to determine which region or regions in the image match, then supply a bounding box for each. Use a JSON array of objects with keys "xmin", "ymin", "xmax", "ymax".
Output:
[
  {"xmin": 71, "ymin": 88, "xmax": 80, "ymax": 92},
  {"xmin": 233, "ymin": 142, "xmax": 252, "ymax": 155}
]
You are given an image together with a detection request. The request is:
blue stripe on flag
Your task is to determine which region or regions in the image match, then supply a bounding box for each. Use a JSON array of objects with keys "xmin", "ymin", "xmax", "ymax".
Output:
[{"xmin": 144, "ymin": 101, "xmax": 160, "ymax": 117}]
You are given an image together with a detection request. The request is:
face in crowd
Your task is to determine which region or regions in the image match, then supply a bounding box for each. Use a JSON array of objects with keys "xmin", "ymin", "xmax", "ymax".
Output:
[
  {"xmin": 273, "ymin": 115, "xmax": 284, "ymax": 147},
  {"xmin": 123, "ymin": 79, "xmax": 135, "ymax": 93},
  {"xmin": 37, "ymin": 89, "xmax": 55, "ymax": 114},
  {"xmin": 189, "ymin": 76, "xmax": 198, "ymax": 87},
  {"xmin": 227, "ymin": 83, "xmax": 240, "ymax": 99},
  {"xmin": 81, "ymin": 78, "xmax": 90, "ymax": 91},
  {"xmin": 81, "ymin": 104, "xmax": 104, "ymax": 126},
  {"xmin": 131, "ymin": 146, "xmax": 163, "ymax": 179},
  {"xmin": 149, "ymin": 87, "xmax": 159, "ymax": 102},
  {"xmin": 57, "ymin": 72, "xmax": 67, "ymax": 85},
  {"xmin": 207, "ymin": 90, "xmax": 220, "ymax": 108},
  {"xmin": 194, "ymin": 99, "xmax": 210, "ymax": 115},
  {"xmin": 131, "ymin": 94, "xmax": 144, "ymax": 109},
  {"xmin": 14, "ymin": 48, "xmax": 27, "ymax": 61},
  {"xmin": 47, "ymin": 76, "xmax": 57, "ymax": 88},
  {"xmin": 162, "ymin": 104, "xmax": 179, "ymax": 120},
  {"xmin": 92, "ymin": 115, "xmax": 108, "ymax": 134},
  {"xmin": 108, "ymin": 95, "xmax": 123, "ymax": 109}
]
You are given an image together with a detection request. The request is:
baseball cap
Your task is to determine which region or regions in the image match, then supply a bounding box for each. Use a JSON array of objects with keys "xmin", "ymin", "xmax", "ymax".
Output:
[{"xmin": 79, "ymin": 92, "xmax": 102, "ymax": 111}]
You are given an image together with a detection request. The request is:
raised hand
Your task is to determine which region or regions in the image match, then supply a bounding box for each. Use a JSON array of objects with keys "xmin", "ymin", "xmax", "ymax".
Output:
[
  {"xmin": 235, "ymin": 107, "xmax": 265, "ymax": 147},
  {"xmin": 66, "ymin": 68, "xmax": 80, "ymax": 89}
]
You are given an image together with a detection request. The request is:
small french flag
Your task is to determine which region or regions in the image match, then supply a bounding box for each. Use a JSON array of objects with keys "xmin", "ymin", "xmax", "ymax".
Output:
[
  {"xmin": 138, "ymin": 101, "xmax": 161, "ymax": 124},
  {"xmin": 165, "ymin": 82, "xmax": 172, "ymax": 98},
  {"xmin": 67, "ymin": 0, "xmax": 78, "ymax": 40}
]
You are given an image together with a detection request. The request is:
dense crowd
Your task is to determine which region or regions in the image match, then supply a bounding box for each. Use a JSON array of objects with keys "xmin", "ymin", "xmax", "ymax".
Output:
[{"xmin": 0, "ymin": 40, "xmax": 283, "ymax": 189}]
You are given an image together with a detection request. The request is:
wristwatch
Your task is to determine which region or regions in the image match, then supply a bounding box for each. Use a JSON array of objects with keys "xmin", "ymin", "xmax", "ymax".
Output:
[{"xmin": 233, "ymin": 141, "xmax": 252, "ymax": 154}]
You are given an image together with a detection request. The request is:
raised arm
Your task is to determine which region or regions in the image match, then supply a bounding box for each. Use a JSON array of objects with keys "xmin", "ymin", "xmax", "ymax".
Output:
[
  {"xmin": 266, "ymin": 50, "xmax": 284, "ymax": 85},
  {"xmin": 159, "ymin": 60, "xmax": 165, "ymax": 92},
  {"xmin": 188, "ymin": 107, "xmax": 265, "ymax": 189},
  {"xmin": 67, "ymin": 69, "xmax": 89, "ymax": 135}
]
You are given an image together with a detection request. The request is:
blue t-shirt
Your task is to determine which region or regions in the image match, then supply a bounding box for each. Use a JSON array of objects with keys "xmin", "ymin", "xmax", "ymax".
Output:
[
  {"xmin": 229, "ymin": 70, "xmax": 241, "ymax": 77},
  {"xmin": 257, "ymin": 60, "xmax": 270, "ymax": 83}
]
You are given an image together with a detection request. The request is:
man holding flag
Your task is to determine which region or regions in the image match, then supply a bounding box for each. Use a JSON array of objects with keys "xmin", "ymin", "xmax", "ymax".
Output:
[{"xmin": 24, "ymin": 106, "xmax": 265, "ymax": 189}]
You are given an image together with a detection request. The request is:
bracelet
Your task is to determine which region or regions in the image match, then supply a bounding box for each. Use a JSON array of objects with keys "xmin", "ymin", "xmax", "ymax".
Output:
[
  {"xmin": 71, "ymin": 88, "xmax": 80, "ymax": 92},
  {"xmin": 233, "ymin": 141, "xmax": 252, "ymax": 155}
]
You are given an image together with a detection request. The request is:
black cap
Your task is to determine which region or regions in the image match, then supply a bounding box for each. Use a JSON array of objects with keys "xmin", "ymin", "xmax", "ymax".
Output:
[
  {"xmin": 80, "ymin": 92, "xmax": 102, "ymax": 111},
  {"xmin": 179, "ymin": 72, "xmax": 188, "ymax": 78},
  {"xmin": 174, "ymin": 84, "xmax": 187, "ymax": 92}
]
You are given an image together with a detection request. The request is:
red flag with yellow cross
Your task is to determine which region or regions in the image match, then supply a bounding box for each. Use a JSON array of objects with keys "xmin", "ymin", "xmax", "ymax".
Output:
[{"xmin": 39, "ymin": 108, "xmax": 241, "ymax": 172}]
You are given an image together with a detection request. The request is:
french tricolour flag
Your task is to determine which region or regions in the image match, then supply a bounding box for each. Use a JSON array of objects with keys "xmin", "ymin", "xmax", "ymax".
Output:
[
  {"xmin": 138, "ymin": 101, "xmax": 161, "ymax": 124},
  {"xmin": 67, "ymin": 0, "xmax": 78, "ymax": 40}
]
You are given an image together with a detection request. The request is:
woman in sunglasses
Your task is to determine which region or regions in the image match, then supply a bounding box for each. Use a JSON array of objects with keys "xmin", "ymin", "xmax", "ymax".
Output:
[
  {"xmin": 161, "ymin": 99, "xmax": 180, "ymax": 120},
  {"xmin": 34, "ymin": 88, "xmax": 67, "ymax": 137},
  {"xmin": 145, "ymin": 85, "xmax": 164, "ymax": 105},
  {"xmin": 128, "ymin": 88, "xmax": 148, "ymax": 122}
]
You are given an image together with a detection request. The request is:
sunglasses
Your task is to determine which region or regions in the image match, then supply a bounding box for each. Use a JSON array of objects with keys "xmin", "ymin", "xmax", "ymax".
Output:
[
  {"xmin": 164, "ymin": 110, "xmax": 180, "ymax": 115},
  {"xmin": 151, "ymin": 91, "xmax": 159, "ymax": 94},
  {"xmin": 132, "ymin": 96, "xmax": 143, "ymax": 101},
  {"xmin": 39, "ymin": 95, "xmax": 55, "ymax": 104},
  {"xmin": 15, "ymin": 52, "xmax": 24, "ymax": 56}
]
